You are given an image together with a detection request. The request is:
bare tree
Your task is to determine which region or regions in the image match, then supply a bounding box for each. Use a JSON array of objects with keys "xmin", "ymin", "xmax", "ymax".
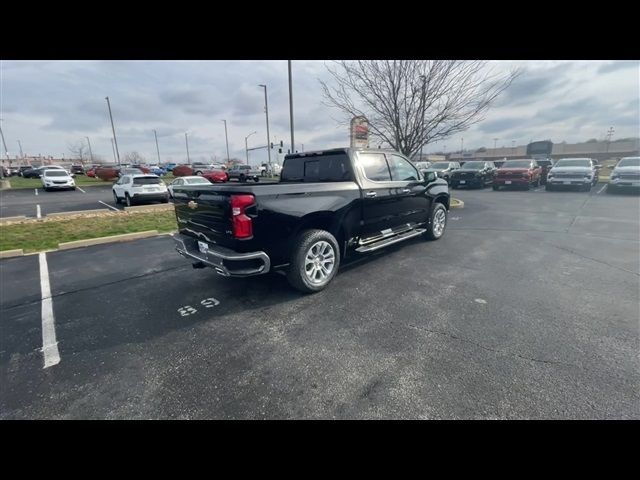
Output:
[
  {"xmin": 67, "ymin": 140, "xmax": 88, "ymax": 164},
  {"xmin": 320, "ymin": 60, "xmax": 521, "ymax": 158},
  {"xmin": 123, "ymin": 151, "xmax": 147, "ymax": 164}
]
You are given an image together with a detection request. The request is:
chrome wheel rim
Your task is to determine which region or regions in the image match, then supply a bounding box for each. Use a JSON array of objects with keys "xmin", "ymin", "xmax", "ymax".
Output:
[
  {"xmin": 304, "ymin": 241, "xmax": 335, "ymax": 284},
  {"xmin": 433, "ymin": 209, "xmax": 446, "ymax": 237}
]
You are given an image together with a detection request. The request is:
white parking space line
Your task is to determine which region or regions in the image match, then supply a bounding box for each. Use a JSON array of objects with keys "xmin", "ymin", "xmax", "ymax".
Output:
[
  {"xmin": 99, "ymin": 200, "xmax": 120, "ymax": 212},
  {"xmin": 597, "ymin": 185, "xmax": 607, "ymax": 194},
  {"xmin": 39, "ymin": 252, "xmax": 60, "ymax": 369},
  {"xmin": 36, "ymin": 204, "xmax": 41, "ymax": 219},
  {"xmin": 35, "ymin": 189, "xmax": 38, "ymax": 196},
  {"xmin": 76, "ymin": 186, "xmax": 86, "ymax": 193}
]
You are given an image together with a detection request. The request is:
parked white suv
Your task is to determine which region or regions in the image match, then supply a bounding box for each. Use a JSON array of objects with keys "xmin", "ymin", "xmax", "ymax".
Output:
[
  {"xmin": 112, "ymin": 174, "xmax": 169, "ymax": 206},
  {"xmin": 608, "ymin": 156, "xmax": 640, "ymax": 193},
  {"xmin": 41, "ymin": 169, "xmax": 75, "ymax": 191}
]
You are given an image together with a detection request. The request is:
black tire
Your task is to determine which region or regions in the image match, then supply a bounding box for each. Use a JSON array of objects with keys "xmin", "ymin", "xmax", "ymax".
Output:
[
  {"xmin": 195, "ymin": 171, "xmax": 203, "ymax": 176},
  {"xmin": 254, "ymin": 177, "xmax": 260, "ymax": 183},
  {"xmin": 424, "ymin": 202, "xmax": 447, "ymax": 241},
  {"xmin": 43, "ymin": 187, "xmax": 49, "ymax": 192},
  {"xmin": 113, "ymin": 191, "xmax": 120, "ymax": 204},
  {"xmin": 545, "ymin": 184, "xmax": 553, "ymax": 191},
  {"xmin": 162, "ymin": 195, "xmax": 169, "ymax": 203},
  {"xmin": 125, "ymin": 193, "xmax": 133, "ymax": 207},
  {"xmin": 239, "ymin": 174, "xmax": 246, "ymax": 183},
  {"xmin": 286, "ymin": 229, "xmax": 341, "ymax": 294},
  {"xmin": 583, "ymin": 183, "xmax": 592, "ymax": 192},
  {"xmin": 492, "ymin": 185, "xmax": 499, "ymax": 191}
]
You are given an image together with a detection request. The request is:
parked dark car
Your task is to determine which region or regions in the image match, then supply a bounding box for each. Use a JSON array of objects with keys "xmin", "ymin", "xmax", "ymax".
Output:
[
  {"xmin": 227, "ymin": 164, "xmax": 261, "ymax": 182},
  {"xmin": 22, "ymin": 167, "xmax": 44, "ymax": 178},
  {"xmin": 171, "ymin": 148, "xmax": 450, "ymax": 293},
  {"xmin": 449, "ymin": 161, "xmax": 497, "ymax": 189},
  {"xmin": 493, "ymin": 159, "xmax": 542, "ymax": 190},
  {"xmin": 71, "ymin": 164, "xmax": 85, "ymax": 175},
  {"xmin": 18, "ymin": 166, "xmax": 33, "ymax": 177},
  {"xmin": 423, "ymin": 161, "xmax": 460, "ymax": 183}
]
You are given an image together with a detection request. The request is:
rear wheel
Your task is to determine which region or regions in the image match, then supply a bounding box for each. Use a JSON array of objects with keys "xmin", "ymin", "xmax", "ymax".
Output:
[
  {"xmin": 162, "ymin": 195, "xmax": 169, "ymax": 203},
  {"xmin": 492, "ymin": 185, "xmax": 499, "ymax": 191},
  {"xmin": 254, "ymin": 176, "xmax": 260, "ymax": 183},
  {"xmin": 286, "ymin": 229, "xmax": 340, "ymax": 293},
  {"xmin": 239, "ymin": 174, "xmax": 246, "ymax": 182},
  {"xmin": 545, "ymin": 184, "xmax": 553, "ymax": 191},
  {"xmin": 425, "ymin": 202, "xmax": 447, "ymax": 241},
  {"xmin": 125, "ymin": 193, "xmax": 133, "ymax": 207}
]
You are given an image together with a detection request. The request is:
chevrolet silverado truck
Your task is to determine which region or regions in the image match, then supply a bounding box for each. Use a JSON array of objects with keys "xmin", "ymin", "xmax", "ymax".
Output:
[
  {"xmin": 545, "ymin": 158, "xmax": 599, "ymax": 191},
  {"xmin": 492, "ymin": 159, "xmax": 542, "ymax": 190},
  {"xmin": 171, "ymin": 148, "xmax": 450, "ymax": 293}
]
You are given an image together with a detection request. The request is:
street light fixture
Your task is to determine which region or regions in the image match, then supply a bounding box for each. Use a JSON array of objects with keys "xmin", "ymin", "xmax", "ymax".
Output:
[
  {"xmin": 222, "ymin": 120, "xmax": 230, "ymax": 164},
  {"xmin": 258, "ymin": 84, "xmax": 271, "ymax": 166},
  {"xmin": 245, "ymin": 131, "xmax": 257, "ymax": 165}
]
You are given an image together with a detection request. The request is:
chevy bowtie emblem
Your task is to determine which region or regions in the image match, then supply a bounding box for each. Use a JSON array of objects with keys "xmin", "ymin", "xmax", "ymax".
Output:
[{"xmin": 187, "ymin": 200, "xmax": 198, "ymax": 210}]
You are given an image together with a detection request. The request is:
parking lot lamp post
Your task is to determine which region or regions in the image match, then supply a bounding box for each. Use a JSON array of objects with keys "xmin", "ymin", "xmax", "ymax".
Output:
[
  {"xmin": 185, "ymin": 132, "xmax": 191, "ymax": 164},
  {"xmin": 288, "ymin": 61, "xmax": 295, "ymax": 156},
  {"xmin": 245, "ymin": 131, "xmax": 257, "ymax": 165},
  {"xmin": 85, "ymin": 136, "xmax": 94, "ymax": 164},
  {"xmin": 258, "ymin": 84, "xmax": 271, "ymax": 166},
  {"xmin": 18, "ymin": 140, "xmax": 24, "ymax": 158},
  {"xmin": 110, "ymin": 138, "xmax": 117, "ymax": 163},
  {"xmin": 153, "ymin": 130, "xmax": 161, "ymax": 164},
  {"xmin": 222, "ymin": 120, "xmax": 230, "ymax": 165},
  {"xmin": 105, "ymin": 96, "xmax": 121, "ymax": 166}
]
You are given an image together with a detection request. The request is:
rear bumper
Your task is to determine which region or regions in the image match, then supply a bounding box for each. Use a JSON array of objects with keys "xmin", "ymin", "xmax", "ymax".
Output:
[
  {"xmin": 173, "ymin": 233, "xmax": 270, "ymax": 277},
  {"xmin": 131, "ymin": 192, "xmax": 168, "ymax": 201}
]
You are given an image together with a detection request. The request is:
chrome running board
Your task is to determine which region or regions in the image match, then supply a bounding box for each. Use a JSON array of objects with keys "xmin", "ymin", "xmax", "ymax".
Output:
[{"xmin": 355, "ymin": 228, "xmax": 426, "ymax": 253}]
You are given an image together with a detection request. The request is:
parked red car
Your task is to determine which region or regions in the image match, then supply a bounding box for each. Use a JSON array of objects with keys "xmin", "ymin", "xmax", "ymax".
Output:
[
  {"xmin": 493, "ymin": 159, "xmax": 542, "ymax": 190},
  {"xmin": 202, "ymin": 170, "xmax": 229, "ymax": 183}
]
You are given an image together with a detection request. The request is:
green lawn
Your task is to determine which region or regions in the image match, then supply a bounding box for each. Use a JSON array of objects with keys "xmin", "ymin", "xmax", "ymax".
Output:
[
  {"xmin": 0, "ymin": 210, "xmax": 178, "ymax": 253},
  {"xmin": 8, "ymin": 175, "xmax": 111, "ymax": 189}
]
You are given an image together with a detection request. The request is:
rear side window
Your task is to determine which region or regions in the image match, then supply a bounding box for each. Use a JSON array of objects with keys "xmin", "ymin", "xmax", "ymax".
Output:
[
  {"xmin": 133, "ymin": 177, "xmax": 161, "ymax": 185},
  {"xmin": 281, "ymin": 153, "xmax": 352, "ymax": 182},
  {"xmin": 358, "ymin": 153, "xmax": 391, "ymax": 181}
]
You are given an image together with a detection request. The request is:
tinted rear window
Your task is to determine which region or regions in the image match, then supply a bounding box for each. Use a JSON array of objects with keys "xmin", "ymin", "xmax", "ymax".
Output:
[
  {"xmin": 133, "ymin": 177, "xmax": 162, "ymax": 185},
  {"xmin": 281, "ymin": 153, "xmax": 352, "ymax": 182},
  {"xmin": 44, "ymin": 170, "xmax": 67, "ymax": 177}
]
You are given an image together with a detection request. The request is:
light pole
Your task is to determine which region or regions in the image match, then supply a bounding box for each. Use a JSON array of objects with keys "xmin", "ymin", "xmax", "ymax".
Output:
[
  {"xmin": 153, "ymin": 129, "xmax": 161, "ymax": 164},
  {"xmin": 222, "ymin": 120, "xmax": 230, "ymax": 164},
  {"xmin": 288, "ymin": 61, "xmax": 295, "ymax": 156},
  {"xmin": 512, "ymin": 140, "xmax": 515, "ymax": 156},
  {"xmin": 493, "ymin": 138, "xmax": 498, "ymax": 149},
  {"xmin": 258, "ymin": 84, "xmax": 271, "ymax": 166},
  {"xmin": 105, "ymin": 96, "xmax": 121, "ymax": 166},
  {"xmin": 605, "ymin": 126, "xmax": 615, "ymax": 155},
  {"xmin": 110, "ymin": 138, "xmax": 117, "ymax": 163},
  {"xmin": 85, "ymin": 136, "xmax": 94, "ymax": 164},
  {"xmin": 184, "ymin": 132, "xmax": 191, "ymax": 164},
  {"xmin": 301, "ymin": 143, "xmax": 304, "ymax": 152},
  {"xmin": 245, "ymin": 131, "xmax": 257, "ymax": 165},
  {"xmin": 17, "ymin": 140, "xmax": 24, "ymax": 158},
  {"xmin": 460, "ymin": 138, "xmax": 464, "ymax": 158}
]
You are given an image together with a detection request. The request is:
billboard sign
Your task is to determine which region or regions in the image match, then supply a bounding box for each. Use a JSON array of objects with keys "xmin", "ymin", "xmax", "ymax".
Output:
[{"xmin": 350, "ymin": 116, "xmax": 369, "ymax": 148}]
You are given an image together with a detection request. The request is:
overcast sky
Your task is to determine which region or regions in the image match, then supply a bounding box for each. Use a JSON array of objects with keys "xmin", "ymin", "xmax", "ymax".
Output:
[{"xmin": 1, "ymin": 60, "xmax": 638, "ymax": 165}]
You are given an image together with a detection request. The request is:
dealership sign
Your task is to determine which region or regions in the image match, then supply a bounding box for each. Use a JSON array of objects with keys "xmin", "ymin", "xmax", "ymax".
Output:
[{"xmin": 350, "ymin": 116, "xmax": 369, "ymax": 148}]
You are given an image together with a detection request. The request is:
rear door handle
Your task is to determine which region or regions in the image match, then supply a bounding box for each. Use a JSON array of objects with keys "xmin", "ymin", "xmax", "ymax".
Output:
[
  {"xmin": 365, "ymin": 191, "xmax": 377, "ymax": 198},
  {"xmin": 402, "ymin": 188, "xmax": 411, "ymax": 193}
]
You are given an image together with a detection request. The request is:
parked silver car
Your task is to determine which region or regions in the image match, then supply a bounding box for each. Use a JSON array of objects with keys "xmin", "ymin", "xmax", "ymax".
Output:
[
  {"xmin": 608, "ymin": 156, "xmax": 640, "ymax": 193},
  {"xmin": 545, "ymin": 158, "xmax": 599, "ymax": 191}
]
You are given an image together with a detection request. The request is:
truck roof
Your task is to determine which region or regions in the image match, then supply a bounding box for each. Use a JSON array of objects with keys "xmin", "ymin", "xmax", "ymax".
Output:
[{"xmin": 284, "ymin": 147, "xmax": 401, "ymax": 160}]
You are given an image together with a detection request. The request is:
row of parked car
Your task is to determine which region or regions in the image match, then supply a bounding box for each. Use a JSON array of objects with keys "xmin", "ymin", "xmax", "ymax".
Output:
[{"xmin": 416, "ymin": 157, "xmax": 639, "ymax": 192}]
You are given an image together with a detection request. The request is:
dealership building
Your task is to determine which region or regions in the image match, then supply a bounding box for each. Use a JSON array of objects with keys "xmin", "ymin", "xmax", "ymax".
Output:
[{"xmin": 445, "ymin": 138, "xmax": 639, "ymax": 163}]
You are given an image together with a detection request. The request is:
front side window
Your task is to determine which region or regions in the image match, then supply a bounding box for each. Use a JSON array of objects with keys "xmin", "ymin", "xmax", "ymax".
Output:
[
  {"xmin": 388, "ymin": 155, "xmax": 419, "ymax": 181},
  {"xmin": 358, "ymin": 153, "xmax": 391, "ymax": 181}
]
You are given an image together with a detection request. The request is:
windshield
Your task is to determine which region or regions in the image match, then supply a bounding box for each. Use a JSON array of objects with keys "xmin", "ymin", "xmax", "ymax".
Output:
[
  {"xmin": 555, "ymin": 159, "xmax": 591, "ymax": 168},
  {"xmin": 617, "ymin": 157, "xmax": 640, "ymax": 167},
  {"xmin": 430, "ymin": 162, "xmax": 450, "ymax": 170},
  {"xmin": 501, "ymin": 160, "xmax": 532, "ymax": 168},
  {"xmin": 44, "ymin": 170, "xmax": 68, "ymax": 177},
  {"xmin": 185, "ymin": 177, "xmax": 210, "ymax": 184},
  {"xmin": 461, "ymin": 161, "xmax": 485, "ymax": 170}
]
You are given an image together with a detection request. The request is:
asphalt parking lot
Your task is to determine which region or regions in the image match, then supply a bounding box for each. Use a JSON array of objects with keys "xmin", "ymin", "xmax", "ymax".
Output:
[{"xmin": 1, "ymin": 185, "xmax": 638, "ymax": 419}]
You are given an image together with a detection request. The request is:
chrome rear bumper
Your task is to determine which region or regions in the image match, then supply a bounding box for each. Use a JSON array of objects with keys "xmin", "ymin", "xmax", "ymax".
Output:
[{"xmin": 173, "ymin": 233, "xmax": 270, "ymax": 277}]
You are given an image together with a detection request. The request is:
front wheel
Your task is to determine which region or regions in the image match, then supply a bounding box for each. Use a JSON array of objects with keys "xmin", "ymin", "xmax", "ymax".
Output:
[
  {"xmin": 425, "ymin": 202, "xmax": 447, "ymax": 241},
  {"xmin": 113, "ymin": 191, "xmax": 121, "ymax": 204},
  {"xmin": 239, "ymin": 174, "xmax": 245, "ymax": 182},
  {"xmin": 286, "ymin": 229, "xmax": 340, "ymax": 293},
  {"xmin": 545, "ymin": 184, "xmax": 553, "ymax": 191},
  {"xmin": 125, "ymin": 193, "xmax": 133, "ymax": 207},
  {"xmin": 162, "ymin": 195, "xmax": 169, "ymax": 203},
  {"xmin": 254, "ymin": 177, "xmax": 260, "ymax": 183},
  {"xmin": 493, "ymin": 185, "xmax": 499, "ymax": 191}
]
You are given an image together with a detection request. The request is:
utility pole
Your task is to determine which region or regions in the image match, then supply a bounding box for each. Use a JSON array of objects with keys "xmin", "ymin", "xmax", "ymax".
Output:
[
  {"xmin": 184, "ymin": 132, "xmax": 191, "ymax": 164},
  {"xmin": 301, "ymin": 143, "xmax": 304, "ymax": 152},
  {"xmin": 460, "ymin": 137, "xmax": 464, "ymax": 157},
  {"xmin": 222, "ymin": 120, "xmax": 230, "ymax": 164},
  {"xmin": 245, "ymin": 131, "xmax": 257, "ymax": 165},
  {"xmin": 85, "ymin": 136, "xmax": 94, "ymax": 164},
  {"xmin": 17, "ymin": 140, "xmax": 24, "ymax": 158},
  {"xmin": 288, "ymin": 61, "xmax": 295, "ymax": 157},
  {"xmin": 605, "ymin": 126, "xmax": 615, "ymax": 154},
  {"xmin": 153, "ymin": 129, "xmax": 161, "ymax": 164},
  {"xmin": 419, "ymin": 75, "xmax": 426, "ymax": 162},
  {"xmin": 105, "ymin": 97, "xmax": 121, "ymax": 166},
  {"xmin": 258, "ymin": 84, "xmax": 271, "ymax": 166},
  {"xmin": 493, "ymin": 138, "xmax": 498, "ymax": 149},
  {"xmin": 512, "ymin": 140, "xmax": 515, "ymax": 156}
]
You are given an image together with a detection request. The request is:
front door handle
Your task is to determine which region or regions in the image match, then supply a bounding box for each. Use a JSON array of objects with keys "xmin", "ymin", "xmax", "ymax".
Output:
[
  {"xmin": 365, "ymin": 191, "xmax": 377, "ymax": 198},
  {"xmin": 402, "ymin": 188, "xmax": 411, "ymax": 193}
]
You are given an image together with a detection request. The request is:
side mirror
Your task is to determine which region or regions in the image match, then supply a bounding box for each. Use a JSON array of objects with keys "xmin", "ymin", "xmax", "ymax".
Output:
[{"xmin": 424, "ymin": 171, "xmax": 437, "ymax": 183}]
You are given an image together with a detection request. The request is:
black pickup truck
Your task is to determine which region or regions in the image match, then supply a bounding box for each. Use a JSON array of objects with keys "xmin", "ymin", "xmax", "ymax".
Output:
[{"xmin": 172, "ymin": 148, "xmax": 450, "ymax": 293}]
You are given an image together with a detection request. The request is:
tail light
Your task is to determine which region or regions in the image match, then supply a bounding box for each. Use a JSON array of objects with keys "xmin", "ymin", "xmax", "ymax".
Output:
[{"xmin": 230, "ymin": 194, "xmax": 255, "ymax": 239}]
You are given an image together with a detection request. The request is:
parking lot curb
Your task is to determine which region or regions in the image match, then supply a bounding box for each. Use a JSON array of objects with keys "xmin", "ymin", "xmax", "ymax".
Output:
[
  {"xmin": 47, "ymin": 208, "xmax": 112, "ymax": 217},
  {"xmin": 0, "ymin": 215, "xmax": 28, "ymax": 224},
  {"xmin": 0, "ymin": 248, "xmax": 23, "ymax": 259},
  {"xmin": 124, "ymin": 204, "xmax": 174, "ymax": 213},
  {"xmin": 450, "ymin": 198, "xmax": 464, "ymax": 209},
  {"xmin": 0, "ymin": 180, "xmax": 11, "ymax": 190},
  {"xmin": 58, "ymin": 230, "xmax": 160, "ymax": 251}
]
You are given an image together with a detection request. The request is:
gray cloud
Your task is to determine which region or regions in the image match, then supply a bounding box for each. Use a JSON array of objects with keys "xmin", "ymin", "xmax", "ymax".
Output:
[{"xmin": 597, "ymin": 61, "xmax": 638, "ymax": 75}]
